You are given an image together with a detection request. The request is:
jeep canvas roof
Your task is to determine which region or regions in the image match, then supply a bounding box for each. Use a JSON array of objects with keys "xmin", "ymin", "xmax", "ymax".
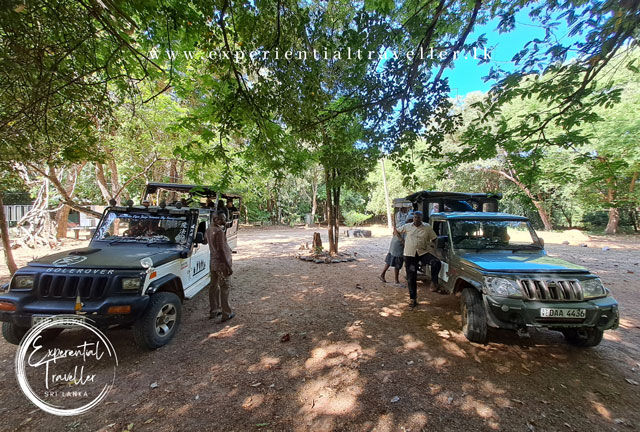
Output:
[{"xmin": 143, "ymin": 182, "xmax": 242, "ymax": 201}]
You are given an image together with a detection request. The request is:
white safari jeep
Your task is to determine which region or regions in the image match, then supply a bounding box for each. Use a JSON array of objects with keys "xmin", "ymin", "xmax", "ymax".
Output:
[{"xmin": 0, "ymin": 183, "xmax": 241, "ymax": 349}]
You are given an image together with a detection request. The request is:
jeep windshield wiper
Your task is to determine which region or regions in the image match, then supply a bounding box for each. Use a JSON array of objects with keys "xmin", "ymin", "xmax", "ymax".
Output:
[
  {"xmin": 511, "ymin": 244, "xmax": 542, "ymax": 252},
  {"xmin": 146, "ymin": 240, "xmax": 175, "ymax": 246},
  {"xmin": 109, "ymin": 238, "xmax": 138, "ymax": 244}
]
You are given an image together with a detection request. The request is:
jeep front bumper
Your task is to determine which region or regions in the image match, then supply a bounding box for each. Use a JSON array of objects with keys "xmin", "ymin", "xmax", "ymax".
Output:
[
  {"xmin": 0, "ymin": 291, "xmax": 150, "ymax": 329},
  {"xmin": 483, "ymin": 295, "xmax": 619, "ymax": 331}
]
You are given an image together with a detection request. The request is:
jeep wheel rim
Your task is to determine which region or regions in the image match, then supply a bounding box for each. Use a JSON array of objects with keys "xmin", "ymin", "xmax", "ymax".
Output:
[
  {"xmin": 461, "ymin": 302, "xmax": 469, "ymax": 333},
  {"xmin": 155, "ymin": 304, "xmax": 177, "ymax": 337}
]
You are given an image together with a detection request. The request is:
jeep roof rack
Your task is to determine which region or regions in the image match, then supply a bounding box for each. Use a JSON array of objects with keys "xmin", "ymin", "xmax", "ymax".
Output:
[
  {"xmin": 404, "ymin": 191, "xmax": 502, "ymax": 214},
  {"xmin": 143, "ymin": 182, "xmax": 242, "ymax": 201}
]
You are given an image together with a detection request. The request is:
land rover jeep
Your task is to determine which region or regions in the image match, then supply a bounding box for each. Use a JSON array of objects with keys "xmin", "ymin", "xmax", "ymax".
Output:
[{"xmin": 0, "ymin": 202, "xmax": 219, "ymax": 350}]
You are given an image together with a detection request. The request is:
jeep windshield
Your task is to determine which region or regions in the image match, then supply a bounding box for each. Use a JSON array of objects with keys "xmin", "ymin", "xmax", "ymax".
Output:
[
  {"xmin": 449, "ymin": 219, "xmax": 541, "ymax": 251},
  {"xmin": 94, "ymin": 211, "xmax": 190, "ymax": 245}
]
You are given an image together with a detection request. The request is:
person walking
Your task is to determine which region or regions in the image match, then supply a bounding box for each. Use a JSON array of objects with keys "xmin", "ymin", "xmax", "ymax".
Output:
[
  {"xmin": 379, "ymin": 207, "xmax": 409, "ymax": 284},
  {"xmin": 394, "ymin": 211, "xmax": 441, "ymax": 308},
  {"xmin": 205, "ymin": 211, "xmax": 234, "ymax": 323}
]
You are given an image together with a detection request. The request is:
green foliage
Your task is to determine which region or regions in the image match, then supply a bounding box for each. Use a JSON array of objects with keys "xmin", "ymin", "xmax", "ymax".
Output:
[
  {"xmin": 464, "ymin": 1, "xmax": 640, "ymax": 159},
  {"xmin": 582, "ymin": 211, "xmax": 609, "ymax": 230},
  {"xmin": 343, "ymin": 210, "xmax": 371, "ymax": 227},
  {"xmin": 0, "ymin": 0, "xmax": 192, "ymax": 168},
  {"xmin": 3, "ymin": 0, "xmax": 640, "ymax": 239}
]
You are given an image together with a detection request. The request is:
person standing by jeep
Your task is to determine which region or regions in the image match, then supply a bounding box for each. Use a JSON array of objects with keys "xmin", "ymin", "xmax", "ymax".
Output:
[
  {"xmin": 205, "ymin": 212, "xmax": 234, "ymax": 323},
  {"xmin": 379, "ymin": 207, "xmax": 410, "ymax": 284},
  {"xmin": 394, "ymin": 211, "xmax": 441, "ymax": 308}
]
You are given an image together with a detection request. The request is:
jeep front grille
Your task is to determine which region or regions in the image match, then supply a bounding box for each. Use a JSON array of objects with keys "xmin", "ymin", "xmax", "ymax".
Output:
[
  {"xmin": 38, "ymin": 275, "xmax": 109, "ymax": 300},
  {"xmin": 518, "ymin": 279, "xmax": 583, "ymax": 301}
]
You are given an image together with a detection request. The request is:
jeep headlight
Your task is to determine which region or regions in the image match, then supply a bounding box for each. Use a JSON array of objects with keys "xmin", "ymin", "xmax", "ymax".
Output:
[
  {"xmin": 121, "ymin": 278, "xmax": 142, "ymax": 291},
  {"xmin": 581, "ymin": 278, "xmax": 606, "ymax": 299},
  {"xmin": 140, "ymin": 257, "xmax": 154, "ymax": 269},
  {"xmin": 12, "ymin": 275, "xmax": 34, "ymax": 291},
  {"xmin": 484, "ymin": 277, "xmax": 521, "ymax": 297}
]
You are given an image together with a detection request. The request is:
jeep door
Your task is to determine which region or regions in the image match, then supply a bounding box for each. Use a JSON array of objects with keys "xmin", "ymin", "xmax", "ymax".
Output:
[
  {"xmin": 225, "ymin": 210, "xmax": 239, "ymax": 251},
  {"xmin": 430, "ymin": 219, "xmax": 453, "ymax": 288},
  {"xmin": 182, "ymin": 213, "xmax": 210, "ymax": 298}
]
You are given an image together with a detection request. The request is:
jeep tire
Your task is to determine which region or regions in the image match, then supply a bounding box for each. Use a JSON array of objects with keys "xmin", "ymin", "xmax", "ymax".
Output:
[
  {"xmin": 2, "ymin": 322, "xmax": 29, "ymax": 345},
  {"xmin": 461, "ymin": 288, "xmax": 488, "ymax": 343},
  {"xmin": 2, "ymin": 323, "xmax": 64, "ymax": 345},
  {"xmin": 134, "ymin": 292, "xmax": 182, "ymax": 350},
  {"xmin": 562, "ymin": 328, "xmax": 603, "ymax": 348}
]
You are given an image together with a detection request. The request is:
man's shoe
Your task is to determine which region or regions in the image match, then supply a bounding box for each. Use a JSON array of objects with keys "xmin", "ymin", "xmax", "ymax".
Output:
[
  {"xmin": 209, "ymin": 312, "xmax": 222, "ymax": 320},
  {"xmin": 430, "ymin": 282, "xmax": 439, "ymax": 292},
  {"xmin": 220, "ymin": 312, "xmax": 235, "ymax": 323},
  {"xmin": 409, "ymin": 299, "xmax": 418, "ymax": 308}
]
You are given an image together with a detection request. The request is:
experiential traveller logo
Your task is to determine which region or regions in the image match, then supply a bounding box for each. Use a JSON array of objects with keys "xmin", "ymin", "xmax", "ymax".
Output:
[{"xmin": 14, "ymin": 315, "xmax": 118, "ymax": 416}]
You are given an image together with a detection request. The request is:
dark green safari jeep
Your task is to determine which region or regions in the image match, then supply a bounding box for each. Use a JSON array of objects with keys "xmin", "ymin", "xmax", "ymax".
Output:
[{"xmin": 401, "ymin": 191, "xmax": 620, "ymax": 347}]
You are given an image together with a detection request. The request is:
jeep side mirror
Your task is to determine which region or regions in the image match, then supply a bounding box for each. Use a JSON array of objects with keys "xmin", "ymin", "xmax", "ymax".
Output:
[
  {"xmin": 538, "ymin": 237, "xmax": 544, "ymax": 248},
  {"xmin": 195, "ymin": 232, "xmax": 205, "ymax": 244}
]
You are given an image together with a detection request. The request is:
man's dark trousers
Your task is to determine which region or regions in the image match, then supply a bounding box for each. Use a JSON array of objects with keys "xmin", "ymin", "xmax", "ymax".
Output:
[{"xmin": 404, "ymin": 253, "xmax": 442, "ymax": 300}]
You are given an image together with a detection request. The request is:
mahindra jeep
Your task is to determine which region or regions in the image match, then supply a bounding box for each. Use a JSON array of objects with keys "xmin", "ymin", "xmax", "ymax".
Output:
[
  {"xmin": 397, "ymin": 191, "xmax": 620, "ymax": 346},
  {"xmin": 0, "ymin": 192, "xmax": 237, "ymax": 350},
  {"xmin": 426, "ymin": 212, "xmax": 619, "ymax": 347}
]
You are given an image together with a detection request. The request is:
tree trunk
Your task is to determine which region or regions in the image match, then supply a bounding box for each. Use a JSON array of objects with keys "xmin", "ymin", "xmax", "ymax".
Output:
[
  {"xmin": 333, "ymin": 183, "xmax": 340, "ymax": 252},
  {"xmin": 532, "ymin": 200, "xmax": 553, "ymax": 231},
  {"xmin": 310, "ymin": 168, "xmax": 318, "ymax": 225},
  {"xmin": 604, "ymin": 178, "xmax": 619, "ymax": 235},
  {"xmin": 95, "ymin": 163, "xmax": 112, "ymax": 204},
  {"xmin": 22, "ymin": 163, "xmax": 100, "ymax": 218},
  {"xmin": 169, "ymin": 160, "xmax": 178, "ymax": 182},
  {"xmin": 485, "ymin": 168, "xmax": 553, "ymax": 230},
  {"xmin": 55, "ymin": 205, "xmax": 71, "ymax": 239},
  {"xmin": 168, "ymin": 160, "xmax": 178, "ymax": 202},
  {"xmin": 630, "ymin": 171, "xmax": 638, "ymax": 232},
  {"xmin": 17, "ymin": 177, "xmax": 57, "ymax": 248},
  {"xmin": 381, "ymin": 159, "xmax": 392, "ymax": 229},
  {"xmin": 605, "ymin": 207, "xmax": 619, "ymax": 235},
  {"xmin": 324, "ymin": 167, "xmax": 340, "ymax": 255},
  {"xmin": 559, "ymin": 207, "xmax": 572, "ymax": 228},
  {"xmin": 55, "ymin": 163, "xmax": 85, "ymax": 240},
  {"xmin": 108, "ymin": 158, "xmax": 124, "ymax": 202},
  {"xmin": 0, "ymin": 193, "xmax": 18, "ymax": 275},
  {"xmin": 312, "ymin": 232, "xmax": 322, "ymax": 252}
]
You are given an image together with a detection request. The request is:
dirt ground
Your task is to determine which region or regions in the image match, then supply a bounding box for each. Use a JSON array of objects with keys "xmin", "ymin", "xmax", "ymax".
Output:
[{"xmin": 0, "ymin": 226, "xmax": 639, "ymax": 432}]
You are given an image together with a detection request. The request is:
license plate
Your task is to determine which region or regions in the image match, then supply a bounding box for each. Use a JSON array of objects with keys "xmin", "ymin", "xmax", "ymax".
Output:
[
  {"xmin": 540, "ymin": 308, "xmax": 586, "ymax": 319},
  {"xmin": 31, "ymin": 315, "xmax": 85, "ymax": 328}
]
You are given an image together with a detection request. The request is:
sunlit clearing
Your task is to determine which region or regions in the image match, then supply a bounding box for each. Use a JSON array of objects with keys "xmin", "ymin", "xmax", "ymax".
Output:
[
  {"xmin": 242, "ymin": 393, "xmax": 265, "ymax": 410},
  {"xmin": 379, "ymin": 304, "xmax": 404, "ymax": 317},
  {"xmin": 248, "ymin": 355, "xmax": 281, "ymax": 372},
  {"xmin": 479, "ymin": 380, "xmax": 505, "ymax": 395},
  {"xmin": 305, "ymin": 342, "xmax": 363, "ymax": 372},
  {"xmin": 297, "ymin": 368, "xmax": 363, "ymax": 427},
  {"xmin": 205, "ymin": 324, "xmax": 243, "ymax": 340},
  {"xmin": 175, "ymin": 403, "xmax": 192, "ymax": 416},
  {"xmin": 399, "ymin": 334, "xmax": 425, "ymax": 351},
  {"xmin": 461, "ymin": 395, "xmax": 496, "ymax": 419},
  {"xmin": 591, "ymin": 400, "xmax": 612, "ymax": 420},
  {"xmin": 407, "ymin": 412, "xmax": 429, "ymax": 430},
  {"xmin": 441, "ymin": 339, "xmax": 468, "ymax": 358}
]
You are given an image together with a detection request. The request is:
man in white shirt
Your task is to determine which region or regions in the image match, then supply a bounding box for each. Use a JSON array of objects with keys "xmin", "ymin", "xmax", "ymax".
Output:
[{"xmin": 394, "ymin": 211, "xmax": 441, "ymax": 307}]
